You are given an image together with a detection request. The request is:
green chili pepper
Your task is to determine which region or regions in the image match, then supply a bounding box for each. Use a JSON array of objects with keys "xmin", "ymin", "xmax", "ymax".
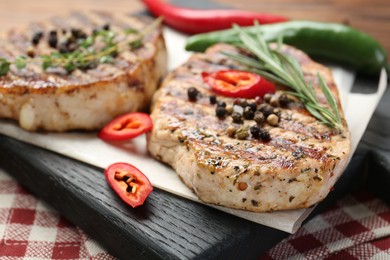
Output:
[{"xmin": 185, "ymin": 21, "xmax": 387, "ymax": 75}]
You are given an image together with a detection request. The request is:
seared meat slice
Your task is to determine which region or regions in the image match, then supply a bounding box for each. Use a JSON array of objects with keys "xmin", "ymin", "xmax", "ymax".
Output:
[
  {"xmin": 0, "ymin": 11, "xmax": 166, "ymax": 131},
  {"xmin": 148, "ymin": 43, "xmax": 351, "ymax": 212}
]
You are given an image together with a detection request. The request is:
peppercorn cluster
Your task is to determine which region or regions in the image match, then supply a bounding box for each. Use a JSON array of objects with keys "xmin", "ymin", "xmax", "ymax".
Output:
[
  {"xmin": 29, "ymin": 23, "xmax": 110, "ymax": 57},
  {"xmin": 187, "ymin": 86, "xmax": 292, "ymax": 141}
]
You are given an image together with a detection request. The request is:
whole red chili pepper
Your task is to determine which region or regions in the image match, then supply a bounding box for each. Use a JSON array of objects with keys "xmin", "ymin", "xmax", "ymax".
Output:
[{"xmin": 142, "ymin": 0, "xmax": 288, "ymax": 35}]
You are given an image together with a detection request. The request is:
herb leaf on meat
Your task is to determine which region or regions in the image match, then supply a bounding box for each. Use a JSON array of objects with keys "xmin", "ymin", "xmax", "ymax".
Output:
[{"xmin": 224, "ymin": 23, "xmax": 343, "ymax": 130}]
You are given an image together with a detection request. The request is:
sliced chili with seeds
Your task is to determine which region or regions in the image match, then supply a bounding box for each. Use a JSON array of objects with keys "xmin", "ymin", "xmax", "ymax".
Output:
[
  {"xmin": 98, "ymin": 112, "xmax": 153, "ymax": 141},
  {"xmin": 105, "ymin": 162, "xmax": 153, "ymax": 208}
]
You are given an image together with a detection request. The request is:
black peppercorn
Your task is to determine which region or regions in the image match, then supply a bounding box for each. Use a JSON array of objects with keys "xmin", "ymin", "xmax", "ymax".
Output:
[
  {"xmin": 259, "ymin": 129, "xmax": 271, "ymax": 141},
  {"xmin": 31, "ymin": 31, "xmax": 43, "ymax": 45},
  {"xmin": 239, "ymin": 99, "xmax": 248, "ymax": 107},
  {"xmin": 71, "ymin": 28, "xmax": 87, "ymax": 39},
  {"xmin": 48, "ymin": 36, "xmax": 58, "ymax": 48},
  {"xmin": 187, "ymin": 87, "xmax": 199, "ymax": 101},
  {"xmin": 48, "ymin": 30, "xmax": 58, "ymax": 48},
  {"xmin": 258, "ymin": 104, "xmax": 274, "ymax": 117},
  {"xmin": 217, "ymin": 101, "xmax": 226, "ymax": 108},
  {"xmin": 216, "ymin": 106, "xmax": 227, "ymax": 118},
  {"xmin": 232, "ymin": 112, "xmax": 243, "ymax": 124},
  {"xmin": 279, "ymin": 94, "xmax": 291, "ymax": 107},
  {"xmin": 243, "ymin": 106, "xmax": 254, "ymax": 120},
  {"xmin": 247, "ymin": 102, "xmax": 257, "ymax": 112},
  {"xmin": 59, "ymin": 43, "xmax": 69, "ymax": 53},
  {"xmin": 102, "ymin": 23, "xmax": 110, "ymax": 31},
  {"xmin": 250, "ymin": 125, "xmax": 260, "ymax": 138},
  {"xmin": 209, "ymin": 95, "xmax": 217, "ymax": 104}
]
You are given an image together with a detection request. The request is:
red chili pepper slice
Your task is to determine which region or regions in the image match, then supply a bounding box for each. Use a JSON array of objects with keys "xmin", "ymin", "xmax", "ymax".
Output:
[
  {"xmin": 98, "ymin": 112, "xmax": 153, "ymax": 141},
  {"xmin": 202, "ymin": 70, "xmax": 276, "ymax": 99},
  {"xmin": 142, "ymin": 0, "xmax": 288, "ymax": 35},
  {"xmin": 105, "ymin": 162, "xmax": 153, "ymax": 208}
]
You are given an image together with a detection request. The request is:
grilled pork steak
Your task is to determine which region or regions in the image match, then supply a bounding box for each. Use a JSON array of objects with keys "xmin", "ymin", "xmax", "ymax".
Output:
[
  {"xmin": 0, "ymin": 11, "xmax": 166, "ymax": 131},
  {"xmin": 148, "ymin": 44, "xmax": 351, "ymax": 212}
]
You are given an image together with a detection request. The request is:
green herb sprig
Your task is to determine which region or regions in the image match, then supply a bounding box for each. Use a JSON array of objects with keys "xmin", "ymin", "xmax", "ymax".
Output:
[
  {"xmin": 224, "ymin": 24, "xmax": 343, "ymax": 130},
  {"xmin": 0, "ymin": 17, "xmax": 163, "ymax": 76}
]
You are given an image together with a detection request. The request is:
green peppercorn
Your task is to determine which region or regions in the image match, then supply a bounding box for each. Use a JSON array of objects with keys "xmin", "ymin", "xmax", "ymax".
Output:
[
  {"xmin": 264, "ymin": 93, "xmax": 272, "ymax": 103},
  {"xmin": 187, "ymin": 87, "xmax": 199, "ymax": 101},
  {"xmin": 267, "ymin": 114, "xmax": 279, "ymax": 126},
  {"xmin": 270, "ymin": 96, "xmax": 280, "ymax": 107},
  {"xmin": 254, "ymin": 111, "xmax": 265, "ymax": 125},
  {"xmin": 236, "ymin": 126, "xmax": 249, "ymax": 140},
  {"xmin": 232, "ymin": 112, "xmax": 243, "ymax": 124},
  {"xmin": 226, "ymin": 126, "xmax": 237, "ymax": 137}
]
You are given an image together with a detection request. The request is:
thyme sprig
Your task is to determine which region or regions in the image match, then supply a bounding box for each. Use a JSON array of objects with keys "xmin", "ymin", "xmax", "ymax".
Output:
[
  {"xmin": 224, "ymin": 24, "xmax": 343, "ymax": 130},
  {"xmin": 0, "ymin": 17, "xmax": 163, "ymax": 76}
]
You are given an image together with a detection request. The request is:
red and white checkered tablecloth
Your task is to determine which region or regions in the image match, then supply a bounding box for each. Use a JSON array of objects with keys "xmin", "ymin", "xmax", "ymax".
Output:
[
  {"xmin": 0, "ymin": 169, "xmax": 115, "ymax": 259},
  {"xmin": 1, "ymin": 168, "xmax": 390, "ymax": 259},
  {"xmin": 262, "ymin": 190, "xmax": 390, "ymax": 259}
]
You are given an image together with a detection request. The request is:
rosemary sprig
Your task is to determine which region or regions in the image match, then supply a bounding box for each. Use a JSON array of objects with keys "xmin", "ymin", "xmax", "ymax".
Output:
[
  {"xmin": 224, "ymin": 24, "xmax": 343, "ymax": 130},
  {"xmin": 0, "ymin": 17, "xmax": 163, "ymax": 76}
]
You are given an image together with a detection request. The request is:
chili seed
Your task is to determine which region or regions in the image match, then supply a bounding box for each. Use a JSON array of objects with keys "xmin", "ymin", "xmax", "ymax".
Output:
[
  {"xmin": 243, "ymin": 106, "xmax": 254, "ymax": 120},
  {"xmin": 236, "ymin": 126, "xmax": 249, "ymax": 140},
  {"xmin": 31, "ymin": 31, "xmax": 43, "ymax": 45},
  {"xmin": 250, "ymin": 125, "xmax": 260, "ymax": 138},
  {"xmin": 226, "ymin": 126, "xmax": 237, "ymax": 137},
  {"xmin": 209, "ymin": 95, "xmax": 217, "ymax": 104},
  {"xmin": 259, "ymin": 129, "xmax": 271, "ymax": 141},
  {"xmin": 187, "ymin": 87, "xmax": 199, "ymax": 101},
  {"xmin": 267, "ymin": 114, "xmax": 279, "ymax": 126},
  {"xmin": 254, "ymin": 111, "xmax": 265, "ymax": 125},
  {"xmin": 232, "ymin": 112, "xmax": 243, "ymax": 124},
  {"xmin": 216, "ymin": 106, "xmax": 227, "ymax": 118}
]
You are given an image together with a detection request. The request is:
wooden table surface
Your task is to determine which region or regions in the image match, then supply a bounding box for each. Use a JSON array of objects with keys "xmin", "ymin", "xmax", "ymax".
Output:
[{"xmin": 0, "ymin": 0, "xmax": 389, "ymax": 59}]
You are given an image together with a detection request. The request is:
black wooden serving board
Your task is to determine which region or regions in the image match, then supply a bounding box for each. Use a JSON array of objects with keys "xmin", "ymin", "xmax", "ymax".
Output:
[
  {"xmin": 1, "ymin": 0, "xmax": 390, "ymax": 258},
  {"xmin": 0, "ymin": 134, "xmax": 370, "ymax": 259}
]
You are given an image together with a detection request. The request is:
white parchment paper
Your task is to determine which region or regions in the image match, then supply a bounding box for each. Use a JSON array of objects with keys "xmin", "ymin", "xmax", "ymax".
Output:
[{"xmin": 0, "ymin": 28, "xmax": 387, "ymax": 233}]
